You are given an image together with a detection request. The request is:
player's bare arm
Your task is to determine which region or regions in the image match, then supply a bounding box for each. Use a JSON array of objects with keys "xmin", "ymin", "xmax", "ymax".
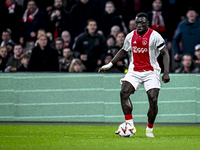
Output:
[
  {"xmin": 98, "ymin": 49, "xmax": 127, "ymax": 73},
  {"xmin": 160, "ymin": 45, "xmax": 170, "ymax": 83}
]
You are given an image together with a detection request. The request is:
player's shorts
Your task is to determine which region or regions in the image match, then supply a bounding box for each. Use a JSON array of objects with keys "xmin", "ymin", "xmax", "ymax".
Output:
[{"xmin": 120, "ymin": 71, "xmax": 161, "ymax": 92}]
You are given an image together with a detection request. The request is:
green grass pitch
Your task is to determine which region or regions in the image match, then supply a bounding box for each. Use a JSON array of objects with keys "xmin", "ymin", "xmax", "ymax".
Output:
[{"xmin": 0, "ymin": 124, "xmax": 200, "ymax": 150}]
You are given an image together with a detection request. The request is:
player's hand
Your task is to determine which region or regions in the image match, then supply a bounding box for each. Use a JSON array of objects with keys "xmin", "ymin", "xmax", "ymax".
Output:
[
  {"xmin": 162, "ymin": 73, "xmax": 170, "ymax": 83},
  {"xmin": 98, "ymin": 62, "xmax": 113, "ymax": 73}
]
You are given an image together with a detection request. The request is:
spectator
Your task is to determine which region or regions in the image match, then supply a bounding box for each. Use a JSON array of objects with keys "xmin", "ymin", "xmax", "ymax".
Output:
[
  {"xmin": 116, "ymin": 31, "xmax": 126, "ymax": 49},
  {"xmin": 69, "ymin": 58, "xmax": 86, "ymax": 73},
  {"xmin": 173, "ymin": 7, "xmax": 200, "ymax": 62},
  {"xmin": 0, "ymin": 56, "xmax": 4, "ymax": 72},
  {"xmin": 128, "ymin": 19, "xmax": 136, "ymax": 32},
  {"xmin": 194, "ymin": 44, "xmax": 200, "ymax": 66},
  {"xmin": 115, "ymin": 31, "xmax": 129, "ymax": 72},
  {"xmin": 54, "ymin": 37, "xmax": 64, "ymax": 59},
  {"xmin": 147, "ymin": 0, "xmax": 171, "ymax": 73},
  {"xmin": 119, "ymin": 0, "xmax": 152, "ymax": 27},
  {"xmin": 73, "ymin": 19, "xmax": 107, "ymax": 72},
  {"xmin": 147, "ymin": 0, "xmax": 171, "ymax": 41},
  {"xmin": 17, "ymin": 53, "xmax": 30, "ymax": 71},
  {"xmin": 0, "ymin": 46, "xmax": 8, "ymax": 71},
  {"xmin": 23, "ymin": 0, "xmax": 54, "ymax": 12},
  {"xmin": 110, "ymin": 25, "xmax": 121, "ymax": 39},
  {"xmin": 69, "ymin": 0, "xmax": 100, "ymax": 39},
  {"xmin": 28, "ymin": 33, "xmax": 59, "ymax": 72},
  {"xmin": 61, "ymin": 30, "xmax": 73, "ymax": 48},
  {"xmin": 1, "ymin": 30, "xmax": 14, "ymax": 46},
  {"xmin": 65, "ymin": 0, "xmax": 78, "ymax": 12},
  {"xmin": 34, "ymin": 28, "xmax": 46, "ymax": 47},
  {"xmin": 106, "ymin": 35, "xmax": 116, "ymax": 48},
  {"xmin": 59, "ymin": 47, "xmax": 74, "ymax": 72},
  {"xmin": 175, "ymin": 54, "xmax": 199, "ymax": 73},
  {"xmin": 5, "ymin": 43, "xmax": 23, "ymax": 72},
  {"xmin": 47, "ymin": 0, "xmax": 69, "ymax": 39},
  {"xmin": 20, "ymin": 0, "xmax": 46, "ymax": 52},
  {"xmin": 95, "ymin": 53, "xmax": 123, "ymax": 73},
  {"xmin": 6, "ymin": 41, "xmax": 14, "ymax": 58},
  {"xmin": 46, "ymin": 32, "xmax": 53, "ymax": 43},
  {"xmin": 101, "ymin": 1, "xmax": 128, "ymax": 38},
  {"xmin": 0, "ymin": 0, "xmax": 23, "ymax": 42}
]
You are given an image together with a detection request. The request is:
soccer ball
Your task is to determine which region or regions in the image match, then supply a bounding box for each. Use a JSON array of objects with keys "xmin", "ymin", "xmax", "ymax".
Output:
[{"xmin": 115, "ymin": 122, "xmax": 135, "ymax": 138}]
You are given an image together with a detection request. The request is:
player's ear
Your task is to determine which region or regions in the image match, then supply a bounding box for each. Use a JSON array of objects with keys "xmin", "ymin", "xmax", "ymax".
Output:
[{"xmin": 147, "ymin": 21, "xmax": 149, "ymax": 26}]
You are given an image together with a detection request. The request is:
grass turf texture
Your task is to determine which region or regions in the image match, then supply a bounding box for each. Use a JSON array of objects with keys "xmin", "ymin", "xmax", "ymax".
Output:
[{"xmin": 0, "ymin": 124, "xmax": 200, "ymax": 150}]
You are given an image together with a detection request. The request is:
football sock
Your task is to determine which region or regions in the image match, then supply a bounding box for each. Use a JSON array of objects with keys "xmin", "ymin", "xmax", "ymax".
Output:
[
  {"xmin": 125, "ymin": 114, "xmax": 134, "ymax": 126},
  {"xmin": 147, "ymin": 122, "xmax": 154, "ymax": 131}
]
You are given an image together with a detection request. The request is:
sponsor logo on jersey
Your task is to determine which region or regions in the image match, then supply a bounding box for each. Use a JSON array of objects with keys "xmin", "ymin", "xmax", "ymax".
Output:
[{"xmin": 132, "ymin": 46, "xmax": 148, "ymax": 53}]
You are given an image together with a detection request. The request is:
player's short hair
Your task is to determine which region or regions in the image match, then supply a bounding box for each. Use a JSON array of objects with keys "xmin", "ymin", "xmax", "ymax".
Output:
[{"xmin": 136, "ymin": 12, "xmax": 149, "ymax": 21}]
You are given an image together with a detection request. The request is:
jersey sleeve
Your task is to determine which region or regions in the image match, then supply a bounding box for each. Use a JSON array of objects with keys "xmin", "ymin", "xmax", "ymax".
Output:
[
  {"xmin": 122, "ymin": 32, "xmax": 133, "ymax": 52},
  {"xmin": 152, "ymin": 31, "xmax": 165, "ymax": 51}
]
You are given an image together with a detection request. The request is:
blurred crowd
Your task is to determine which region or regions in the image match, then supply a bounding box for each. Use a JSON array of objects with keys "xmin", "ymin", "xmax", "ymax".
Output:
[{"xmin": 0, "ymin": 0, "xmax": 200, "ymax": 73}]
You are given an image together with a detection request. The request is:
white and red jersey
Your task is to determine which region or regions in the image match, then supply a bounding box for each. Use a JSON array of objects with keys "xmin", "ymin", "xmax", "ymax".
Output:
[{"xmin": 122, "ymin": 28, "xmax": 165, "ymax": 74}]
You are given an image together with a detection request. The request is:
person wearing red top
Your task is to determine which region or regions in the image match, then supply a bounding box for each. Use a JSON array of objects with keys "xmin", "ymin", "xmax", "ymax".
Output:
[{"xmin": 99, "ymin": 12, "xmax": 170, "ymax": 138}]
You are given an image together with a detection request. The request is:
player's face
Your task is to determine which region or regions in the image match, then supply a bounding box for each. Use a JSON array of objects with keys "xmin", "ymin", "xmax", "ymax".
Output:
[{"xmin": 135, "ymin": 17, "xmax": 149, "ymax": 34}]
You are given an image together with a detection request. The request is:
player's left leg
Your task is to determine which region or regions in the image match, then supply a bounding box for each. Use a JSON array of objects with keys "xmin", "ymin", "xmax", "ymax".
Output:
[{"xmin": 146, "ymin": 88, "xmax": 159, "ymax": 137}]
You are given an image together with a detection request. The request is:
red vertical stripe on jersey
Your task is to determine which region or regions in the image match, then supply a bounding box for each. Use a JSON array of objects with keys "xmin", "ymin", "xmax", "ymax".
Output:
[{"xmin": 131, "ymin": 28, "xmax": 154, "ymax": 72}]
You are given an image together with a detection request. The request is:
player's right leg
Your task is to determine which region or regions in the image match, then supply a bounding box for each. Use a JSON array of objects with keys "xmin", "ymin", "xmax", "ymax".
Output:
[{"xmin": 120, "ymin": 81, "xmax": 136, "ymax": 133}]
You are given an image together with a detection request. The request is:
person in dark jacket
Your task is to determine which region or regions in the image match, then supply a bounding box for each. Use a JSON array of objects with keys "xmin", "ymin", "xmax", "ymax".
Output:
[
  {"xmin": 69, "ymin": 0, "xmax": 100, "ymax": 39},
  {"xmin": 73, "ymin": 19, "xmax": 107, "ymax": 72},
  {"xmin": 20, "ymin": 0, "xmax": 46, "ymax": 51},
  {"xmin": 28, "ymin": 33, "xmax": 59, "ymax": 72},
  {"xmin": 0, "ymin": 0, "xmax": 23, "ymax": 43},
  {"xmin": 5, "ymin": 43, "xmax": 23, "ymax": 72},
  {"xmin": 17, "ymin": 53, "xmax": 30, "ymax": 72},
  {"xmin": 175, "ymin": 54, "xmax": 200, "ymax": 73},
  {"xmin": 46, "ymin": 0, "xmax": 69, "ymax": 39},
  {"xmin": 102, "ymin": 1, "xmax": 127, "ymax": 38},
  {"xmin": 173, "ymin": 7, "xmax": 200, "ymax": 61}
]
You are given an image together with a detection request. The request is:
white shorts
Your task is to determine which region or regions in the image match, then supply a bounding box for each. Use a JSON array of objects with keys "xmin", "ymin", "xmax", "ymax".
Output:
[{"xmin": 120, "ymin": 71, "xmax": 161, "ymax": 92}]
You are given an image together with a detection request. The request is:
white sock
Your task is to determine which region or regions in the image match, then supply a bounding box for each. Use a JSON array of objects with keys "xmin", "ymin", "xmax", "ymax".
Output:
[
  {"xmin": 146, "ymin": 126, "xmax": 153, "ymax": 131},
  {"xmin": 126, "ymin": 119, "xmax": 134, "ymax": 127}
]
